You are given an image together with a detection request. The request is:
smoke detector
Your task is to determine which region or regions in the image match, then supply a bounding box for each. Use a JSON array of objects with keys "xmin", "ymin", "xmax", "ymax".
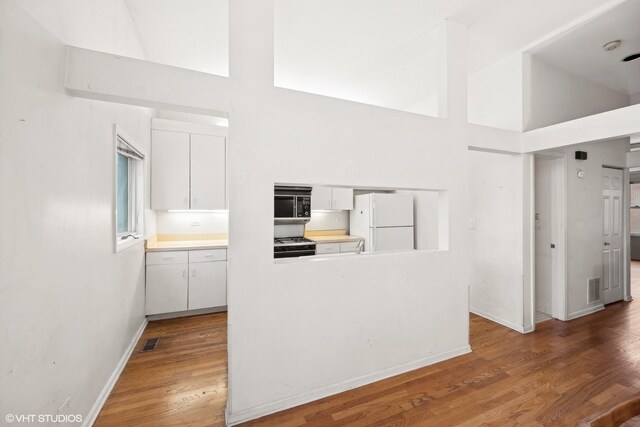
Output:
[{"xmin": 603, "ymin": 40, "xmax": 621, "ymax": 51}]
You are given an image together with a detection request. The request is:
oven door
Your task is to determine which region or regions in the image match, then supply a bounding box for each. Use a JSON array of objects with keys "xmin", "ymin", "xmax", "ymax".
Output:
[{"xmin": 274, "ymin": 195, "xmax": 295, "ymax": 219}]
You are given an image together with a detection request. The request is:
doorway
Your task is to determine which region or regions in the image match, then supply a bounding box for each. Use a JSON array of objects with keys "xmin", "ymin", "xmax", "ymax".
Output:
[
  {"xmin": 534, "ymin": 154, "xmax": 567, "ymax": 322},
  {"xmin": 628, "ymin": 167, "xmax": 640, "ymax": 299}
]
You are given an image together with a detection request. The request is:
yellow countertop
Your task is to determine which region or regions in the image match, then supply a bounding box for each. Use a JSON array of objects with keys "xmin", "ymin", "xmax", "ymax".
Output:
[
  {"xmin": 305, "ymin": 230, "xmax": 364, "ymax": 244},
  {"xmin": 145, "ymin": 234, "xmax": 228, "ymax": 252}
]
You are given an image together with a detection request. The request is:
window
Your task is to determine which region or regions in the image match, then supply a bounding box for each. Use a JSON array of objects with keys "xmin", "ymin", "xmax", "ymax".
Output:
[{"xmin": 114, "ymin": 125, "xmax": 144, "ymax": 252}]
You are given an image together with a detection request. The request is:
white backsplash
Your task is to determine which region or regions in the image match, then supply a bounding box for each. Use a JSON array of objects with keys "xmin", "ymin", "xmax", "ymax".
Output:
[
  {"xmin": 306, "ymin": 211, "xmax": 349, "ymax": 231},
  {"xmin": 154, "ymin": 210, "xmax": 347, "ymax": 236},
  {"xmin": 155, "ymin": 211, "xmax": 229, "ymax": 234}
]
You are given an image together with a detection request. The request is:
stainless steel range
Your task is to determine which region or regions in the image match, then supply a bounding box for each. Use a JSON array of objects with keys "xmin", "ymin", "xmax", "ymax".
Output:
[
  {"xmin": 273, "ymin": 237, "xmax": 317, "ymax": 258},
  {"xmin": 274, "ymin": 185, "xmax": 316, "ymax": 259}
]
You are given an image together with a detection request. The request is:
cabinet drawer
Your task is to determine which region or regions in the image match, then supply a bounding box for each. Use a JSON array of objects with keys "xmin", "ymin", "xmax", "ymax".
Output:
[
  {"xmin": 340, "ymin": 241, "xmax": 361, "ymax": 253},
  {"xmin": 146, "ymin": 251, "xmax": 189, "ymax": 265},
  {"xmin": 316, "ymin": 243, "xmax": 340, "ymax": 254},
  {"xmin": 189, "ymin": 249, "xmax": 227, "ymax": 263}
]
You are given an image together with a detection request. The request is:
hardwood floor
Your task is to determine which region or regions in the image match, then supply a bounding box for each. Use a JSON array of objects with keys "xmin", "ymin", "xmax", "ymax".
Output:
[
  {"xmin": 94, "ymin": 313, "xmax": 227, "ymax": 427},
  {"xmin": 96, "ymin": 263, "xmax": 640, "ymax": 426}
]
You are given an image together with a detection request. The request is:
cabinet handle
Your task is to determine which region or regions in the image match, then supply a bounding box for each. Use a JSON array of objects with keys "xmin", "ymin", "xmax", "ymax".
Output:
[
  {"xmin": 192, "ymin": 269, "xmax": 197, "ymax": 277},
  {"xmin": 162, "ymin": 257, "xmax": 173, "ymax": 260},
  {"xmin": 204, "ymin": 254, "xmax": 214, "ymax": 258},
  {"xmin": 183, "ymin": 270, "xmax": 187, "ymax": 279}
]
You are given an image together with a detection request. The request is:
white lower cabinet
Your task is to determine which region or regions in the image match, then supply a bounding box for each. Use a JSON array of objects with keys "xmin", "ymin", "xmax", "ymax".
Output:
[
  {"xmin": 315, "ymin": 241, "xmax": 362, "ymax": 255},
  {"xmin": 146, "ymin": 264, "xmax": 188, "ymax": 315},
  {"xmin": 188, "ymin": 259, "xmax": 227, "ymax": 310},
  {"xmin": 146, "ymin": 249, "xmax": 227, "ymax": 315}
]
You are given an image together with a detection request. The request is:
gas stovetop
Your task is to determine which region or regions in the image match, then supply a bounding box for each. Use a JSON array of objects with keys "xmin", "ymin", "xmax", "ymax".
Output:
[
  {"xmin": 273, "ymin": 236, "xmax": 316, "ymax": 258},
  {"xmin": 274, "ymin": 237, "xmax": 316, "ymax": 247}
]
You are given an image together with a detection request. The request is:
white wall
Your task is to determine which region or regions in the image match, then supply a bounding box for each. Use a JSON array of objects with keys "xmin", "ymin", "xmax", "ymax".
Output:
[
  {"xmin": 226, "ymin": 3, "xmax": 471, "ymax": 423},
  {"xmin": 631, "ymin": 92, "xmax": 640, "ymax": 106},
  {"xmin": 155, "ymin": 211, "xmax": 229, "ymax": 235},
  {"xmin": 468, "ymin": 53, "xmax": 523, "ymax": 132},
  {"xmin": 525, "ymin": 57, "xmax": 630, "ymax": 130},
  {"xmin": 0, "ymin": 1, "xmax": 151, "ymax": 421},
  {"xmin": 538, "ymin": 139, "xmax": 629, "ymax": 318},
  {"xmin": 469, "ymin": 150, "xmax": 526, "ymax": 332}
]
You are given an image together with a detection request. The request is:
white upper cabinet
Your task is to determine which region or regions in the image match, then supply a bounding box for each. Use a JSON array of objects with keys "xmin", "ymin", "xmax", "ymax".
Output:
[
  {"xmin": 311, "ymin": 186, "xmax": 332, "ymax": 210},
  {"xmin": 151, "ymin": 130, "xmax": 190, "ymax": 210},
  {"xmin": 191, "ymin": 134, "xmax": 226, "ymax": 210},
  {"xmin": 332, "ymin": 187, "xmax": 354, "ymax": 210},
  {"xmin": 311, "ymin": 186, "xmax": 353, "ymax": 211},
  {"xmin": 151, "ymin": 127, "xmax": 226, "ymax": 210}
]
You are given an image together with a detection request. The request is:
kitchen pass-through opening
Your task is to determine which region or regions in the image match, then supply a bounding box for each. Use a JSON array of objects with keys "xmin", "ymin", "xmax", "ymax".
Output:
[{"xmin": 273, "ymin": 184, "xmax": 448, "ymax": 260}]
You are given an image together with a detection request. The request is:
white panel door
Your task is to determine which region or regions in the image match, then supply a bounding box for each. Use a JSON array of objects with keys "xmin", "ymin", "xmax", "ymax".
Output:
[
  {"xmin": 372, "ymin": 194, "xmax": 414, "ymax": 227},
  {"xmin": 151, "ymin": 130, "xmax": 190, "ymax": 210},
  {"xmin": 191, "ymin": 134, "xmax": 226, "ymax": 210},
  {"xmin": 372, "ymin": 226, "xmax": 414, "ymax": 252},
  {"xmin": 332, "ymin": 187, "xmax": 354, "ymax": 210},
  {"xmin": 535, "ymin": 157, "xmax": 553, "ymax": 316},
  {"xmin": 311, "ymin": 186, "xmax": 332, "ymax": 210},
  {"xmin": 602, "ymin": 167, "xmax": 624, "ymax": 304},
  {"xmin": 188, "ymin": 261, "xmax": 227, "ymax": 310},
  {"xmin": 146, "ymin": 264, "xmax": 188, "ymax": 315}
]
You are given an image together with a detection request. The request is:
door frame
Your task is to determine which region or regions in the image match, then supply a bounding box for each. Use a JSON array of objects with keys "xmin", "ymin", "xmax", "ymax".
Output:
[{"xmin": 531, "ymin": 152, "xmax": 568, "ymax": 325}]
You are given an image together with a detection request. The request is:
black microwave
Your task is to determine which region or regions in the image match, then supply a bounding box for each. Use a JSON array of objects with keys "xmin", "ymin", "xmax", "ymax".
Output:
[{"xmin": 274, "ymin": 185, "xmax": 312, "ymax": 222}]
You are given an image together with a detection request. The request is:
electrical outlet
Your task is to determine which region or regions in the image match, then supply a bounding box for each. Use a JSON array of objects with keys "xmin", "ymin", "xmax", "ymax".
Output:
[
  {"xmin": 58, "ymin": 396, "xmax": 70, "ymax": 415},
  {"xmin": 190, "ymin": 221, "xmax": 200, "ymax": 227}
]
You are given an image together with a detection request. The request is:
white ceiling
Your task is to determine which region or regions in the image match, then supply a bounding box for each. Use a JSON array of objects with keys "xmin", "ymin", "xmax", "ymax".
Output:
[{"xmin": 531, "ymin": 0, "xmax": 640, "ymax": 96}]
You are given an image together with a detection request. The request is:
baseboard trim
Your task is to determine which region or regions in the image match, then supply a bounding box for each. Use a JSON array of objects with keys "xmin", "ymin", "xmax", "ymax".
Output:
[
  {"xmin": 83, "ymin": 319, "xmax": 147, "ymax": 427},
  {"xmin": 146, "ymin": 306, "xmax": 226, "ymax": 321},
  {"xmin": 470, "ymin": 307, "xmax": 526, "ymax": 334},
  {"xmin": 226, "ymin": 345, "xmax": 471, "ymax": 426},
  {"xmin": 566, "ymin": 304, "xmax": 605, "ymax": 320}
]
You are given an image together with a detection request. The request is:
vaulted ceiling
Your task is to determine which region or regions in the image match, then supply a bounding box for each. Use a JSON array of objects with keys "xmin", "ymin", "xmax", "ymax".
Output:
[{"xmin": 16, "ymin": 0, "xmax": 636, "ymax": 112}]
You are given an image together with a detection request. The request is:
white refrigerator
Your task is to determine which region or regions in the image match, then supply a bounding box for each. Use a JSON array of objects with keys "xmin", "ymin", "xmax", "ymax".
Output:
[{"xmin": 350, "ymin": 193, "xmax": 414, "ymax": 252}]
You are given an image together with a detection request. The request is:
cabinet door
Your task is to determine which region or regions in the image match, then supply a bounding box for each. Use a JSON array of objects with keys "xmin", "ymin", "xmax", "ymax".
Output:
[
  {"xmin": 151, "ymin": 130, "xmax": 190, "ymax": 210},
  {"xmin": 316, "ymin": 243, "xmax": 340, "ymax": 254},
  {"xmin": 332, "ymin": 187, "xmax": 354, "ymax": 210},
  {"xmin": 311, "ymin": 186, "xmax": 332, "ymax": 210},
  {"xmin": 191, "ymin": 134, "xmax": 226, "ymax": 210},
  {"xmin": 189, "ymin": 261, "xmax": 227, "ymax": 310},
  {"xmin": 340, "ymin": 241, "xmax": 360, "ymax": 253},
  {"xmin": 146, "ymin": 264, "xmax": 188, "ymax": 315}
]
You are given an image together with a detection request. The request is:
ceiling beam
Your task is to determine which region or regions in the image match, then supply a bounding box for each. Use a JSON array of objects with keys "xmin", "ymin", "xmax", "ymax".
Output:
[
  {"xmin": 522, "ymin": 103, "xmax": 640, "ymax": 152},
  {"xmin": 65, "ymin": 46, "xmax": 231, "ymax": 117}
]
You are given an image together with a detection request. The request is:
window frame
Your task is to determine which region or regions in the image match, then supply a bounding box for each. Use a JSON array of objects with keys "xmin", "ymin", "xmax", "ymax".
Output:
[{"xmin": 113, "ymin": 124, "xmax": 145, "ymax": 252}]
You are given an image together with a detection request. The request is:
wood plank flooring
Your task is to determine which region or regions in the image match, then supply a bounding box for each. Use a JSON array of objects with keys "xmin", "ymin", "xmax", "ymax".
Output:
[
  {"xmin": 94, "ymin": 313, "xmax": 227, "ymax": 427},
  {"xmin": 95, "ymin": 262, "xmax": 640, "ymax": 426}
]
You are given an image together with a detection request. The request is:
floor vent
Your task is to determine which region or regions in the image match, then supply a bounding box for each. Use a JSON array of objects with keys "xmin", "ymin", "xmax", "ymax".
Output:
[
  {"xmin": 588, "ymin": 278, "xmax": 600, "ymax": 303},
  {"xmin": 141, "ymin": 337, "xmax": 159, "ymax": 352}
]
